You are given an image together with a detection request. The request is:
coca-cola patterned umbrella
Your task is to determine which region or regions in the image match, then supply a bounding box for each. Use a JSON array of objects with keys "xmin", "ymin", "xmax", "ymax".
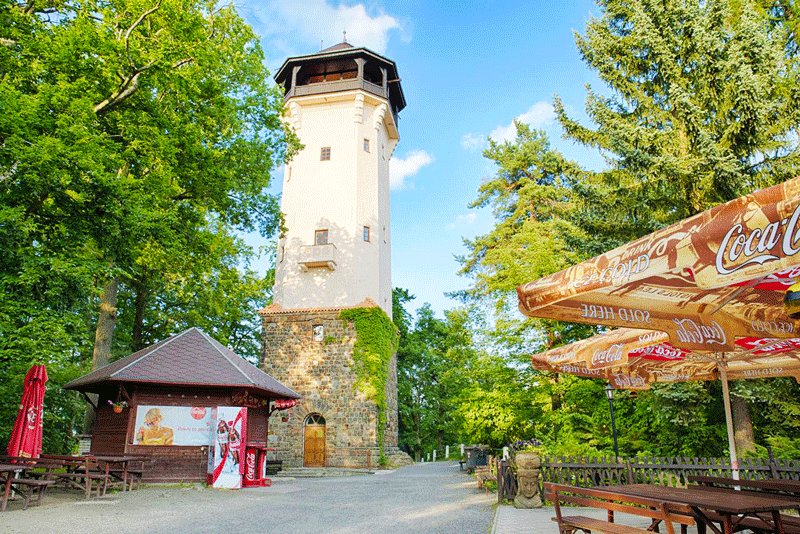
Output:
[
  {"xmin": 519, "ymin": 177, "xmax": 800, "ymax": 479},
  {"xmin": 530, "ymin": 327, "xmax": 800, "ymax": 478},
  {"xmin": 517, "ymin": 177, "xmax": 800, "ymax": 352},
  {"xmin": 532, "ymin": 327, "xmax": 800, "ymax": 386}
]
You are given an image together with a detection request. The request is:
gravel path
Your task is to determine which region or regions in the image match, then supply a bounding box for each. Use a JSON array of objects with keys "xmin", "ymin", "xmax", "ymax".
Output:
[{"xmin": 0, "ymin": 462, "xmax": 495, "ymax": 534}]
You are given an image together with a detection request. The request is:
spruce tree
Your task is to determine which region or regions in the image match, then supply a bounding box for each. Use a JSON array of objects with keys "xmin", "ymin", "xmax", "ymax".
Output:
[{"xmin": 557, "ymin": 0, "xmax": 800, "ymax": 242}]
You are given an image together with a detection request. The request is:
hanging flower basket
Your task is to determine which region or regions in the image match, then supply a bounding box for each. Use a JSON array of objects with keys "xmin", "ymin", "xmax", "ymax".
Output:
[{"xmin": 108, "ymin": 400, "xmax": 128, "ymax": 414}]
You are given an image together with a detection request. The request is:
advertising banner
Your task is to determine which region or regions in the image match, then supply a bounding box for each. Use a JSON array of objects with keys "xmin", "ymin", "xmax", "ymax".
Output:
[
  {"xmin": 207, "ymin": 406, "xmax": 248, "ymax": 489},
  {"xmin": 133, "ymin": 405, "xmax": 212, "ymax": 446}
]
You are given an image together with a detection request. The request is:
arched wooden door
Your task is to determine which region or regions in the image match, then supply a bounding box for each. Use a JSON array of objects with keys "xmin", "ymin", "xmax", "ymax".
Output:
[{"xmin": 303, "ymin": 413, "xmax": 326, "ymax": 467}]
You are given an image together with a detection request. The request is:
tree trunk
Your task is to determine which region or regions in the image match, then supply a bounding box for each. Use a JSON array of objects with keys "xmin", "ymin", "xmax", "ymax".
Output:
[
  {"xmin": 83, "ymin": 278, "xmax": 120, "ymax": 434},
  {"xmin": 132, "ymin": 276, "xmax": 148, "ymax": 351},
  {"xmin": 731, "ymin": 395, "xmax": 756, "ymax": 457}
]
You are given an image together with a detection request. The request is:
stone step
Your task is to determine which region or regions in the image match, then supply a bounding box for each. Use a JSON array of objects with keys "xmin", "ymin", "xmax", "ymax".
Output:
[{"xmin": 275, "ymin": 467, "xmax": 375, "ymax": 478}]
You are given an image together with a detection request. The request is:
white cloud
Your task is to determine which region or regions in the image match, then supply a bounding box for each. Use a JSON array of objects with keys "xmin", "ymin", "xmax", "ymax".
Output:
[
  {"xmin": 248, "ymin": 1, "xmax": 404, "ymax": 57},
  {"xmin": 447, "ymin": 212, "xmax": 477, "ymax": 229},
  {"xmin": 488, "ymin": 101, "xmax": 555, "ymax": 143},
  {"xmin": 390, "ymin": 150, "xmax": 433, "ymax": 190},
  {"xmin": 460, "ymin": 133, "xmax": 485, "ymax": 151}
]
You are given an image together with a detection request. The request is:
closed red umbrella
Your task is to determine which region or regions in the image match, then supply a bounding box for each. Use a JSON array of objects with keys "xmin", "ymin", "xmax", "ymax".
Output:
[{"xmin": 7, "ymin": 365, "xmax": 48, "ymax": 458}]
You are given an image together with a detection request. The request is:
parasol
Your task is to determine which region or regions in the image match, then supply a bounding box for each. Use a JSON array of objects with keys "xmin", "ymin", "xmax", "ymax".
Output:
[
  {"xmin": 7, "ymin": 365, "xmax": 48, "ymax": 458},
  {"xmin": 517, "ymin": 177, "xmax": 800, "ymax": 477},
  {"xmin": 517, "ymin": 177, "xmax": 800, "ymax": 351},
  {"xmin": 531, "ymin": 328, "xmax": 800, "ymax": 477}
]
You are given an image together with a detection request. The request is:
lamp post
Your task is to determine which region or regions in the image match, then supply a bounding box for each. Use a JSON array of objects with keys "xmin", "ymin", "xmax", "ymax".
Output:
[{"xmin": 605, "ymin": 383, "xmax": 620, "ymax": 461}]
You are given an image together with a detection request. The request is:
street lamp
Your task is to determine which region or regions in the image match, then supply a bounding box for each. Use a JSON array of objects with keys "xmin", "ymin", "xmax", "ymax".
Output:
[{"xmin": 605, "ymin": 383, "xmax": 620, "ymax": 461}]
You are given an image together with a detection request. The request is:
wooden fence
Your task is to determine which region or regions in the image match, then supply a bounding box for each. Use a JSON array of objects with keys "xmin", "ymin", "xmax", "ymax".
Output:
[{"xmin": 496, "ymin": 455, "xmax": 800, "ymax": 503}]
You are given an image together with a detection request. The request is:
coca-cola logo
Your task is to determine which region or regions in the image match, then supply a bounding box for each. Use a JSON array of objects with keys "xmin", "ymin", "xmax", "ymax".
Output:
[
  {"xmin": 674, "ymin": 318, "xmax": 727, "ymax": 346},
  {"xmin": 26, "ymin": 407, "xmax": 37, "ymax": 429},
  {"xmin": 737, "ymin": 337, "xmax": 800, "ymax": 355},
  {"xmin": 591, "ymin": 344, "xmax": 624, "ymax": 366},
  {"xmin": 190, "ymin": 407, "xmax": 206, "ymax": 420},
  {"xmin": 716, "ymin": 204, "xmax": 800, "ymax": 276},
  {"xmin": 245, "ymin": 451, "xmax": 256, "ymax": 480}
]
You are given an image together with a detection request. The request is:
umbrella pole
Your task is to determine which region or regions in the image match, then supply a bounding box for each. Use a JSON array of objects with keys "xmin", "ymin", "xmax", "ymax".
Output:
[{"xmin": 718, "ymin": 361, "xmax": 740, "ymax": 481}]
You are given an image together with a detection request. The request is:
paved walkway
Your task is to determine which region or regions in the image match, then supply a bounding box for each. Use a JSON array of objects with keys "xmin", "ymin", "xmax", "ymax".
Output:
[
  {"xmin": 0, "ymin": 462, "xmax": 706, "ymax": 533},
  {"xmin": 0, "ymin": 462, "xmax": 494, "ymax": 534}
]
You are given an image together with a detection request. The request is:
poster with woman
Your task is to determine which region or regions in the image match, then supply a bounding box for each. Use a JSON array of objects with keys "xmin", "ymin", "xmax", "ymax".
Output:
[
  {"xmin": 133, "ymin": 406, "xmax": 212, "ymax": 446},
  {"xmin": 207, "ymin": 406, "xmax": 248, "ymax": 488}
]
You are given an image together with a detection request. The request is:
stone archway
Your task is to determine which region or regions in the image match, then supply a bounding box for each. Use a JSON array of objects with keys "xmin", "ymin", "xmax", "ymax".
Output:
[{"xmin": 303, "ymin": 413, "xmax": 326, "ymax": 467}]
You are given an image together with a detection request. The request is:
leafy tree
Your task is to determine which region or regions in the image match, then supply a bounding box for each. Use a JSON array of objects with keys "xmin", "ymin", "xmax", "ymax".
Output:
[
  {"xmin": 556, "ymin": 0, "xmax": 800, "ymax": 241},
  {"xmin": 459, "ymin": 0, "xmax": 800, "ymax": 458},
  {"xmin": 0, "ymin": 0, "xmax": 291, "ymax": 449}
]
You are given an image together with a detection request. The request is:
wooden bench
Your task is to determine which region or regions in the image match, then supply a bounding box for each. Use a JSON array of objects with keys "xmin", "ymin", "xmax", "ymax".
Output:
[
  {"xmin": 10, "ymin": 479, "xmax": 55, "ymax": 510},
  {"xmin": 544, "ymin": 482, "xmax": 694, "ymax": 534}
]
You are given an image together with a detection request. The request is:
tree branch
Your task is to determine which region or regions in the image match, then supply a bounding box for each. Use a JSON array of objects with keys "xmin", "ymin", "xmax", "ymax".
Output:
[
  {"xmin": 93, "ymin": 64, "xmax": 153, "ymax": 114},
  {"xmin": 172, "ymin": 57, "xmax": 193, "ymax": 69},
  {"xmin": 124, "ymin": 0, "xmax": 162, "ymax": 68}
]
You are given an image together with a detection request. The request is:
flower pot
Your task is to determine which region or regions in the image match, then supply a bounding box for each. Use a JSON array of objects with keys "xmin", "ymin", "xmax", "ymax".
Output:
[{"xmin": 112, "ymin": 405, "xmax": 123, "ymax": 414}]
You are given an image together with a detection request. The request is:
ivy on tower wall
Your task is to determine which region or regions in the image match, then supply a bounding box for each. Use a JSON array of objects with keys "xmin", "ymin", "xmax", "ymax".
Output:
[{"xmin": 340, "ymin": 307, "xmax": 399, "ymax": 465}]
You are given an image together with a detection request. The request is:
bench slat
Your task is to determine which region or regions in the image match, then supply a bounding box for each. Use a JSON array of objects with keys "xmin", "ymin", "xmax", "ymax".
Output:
[{"xmin": 558, "ymin": 515, "xmax": 650, "ymax": 534}]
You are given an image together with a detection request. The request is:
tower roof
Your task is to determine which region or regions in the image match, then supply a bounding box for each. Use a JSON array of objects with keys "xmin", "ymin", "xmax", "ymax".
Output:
[
  {"xmin": 274, "ymin": 44, "xmax": 406, "ymax": 114},
  {"xmin": 318, "ymin": 41, "xmax": 354, "ymax": 53}
]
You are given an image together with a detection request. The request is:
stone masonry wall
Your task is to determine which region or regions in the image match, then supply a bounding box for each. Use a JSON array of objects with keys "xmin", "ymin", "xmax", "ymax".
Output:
[{"xmin": 261, "ymin": 308, "xmax": 398, "ymax": 468}]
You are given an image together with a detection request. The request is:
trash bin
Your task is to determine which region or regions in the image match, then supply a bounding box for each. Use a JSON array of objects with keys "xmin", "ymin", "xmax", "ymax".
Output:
[{"xmin": 464, "ymin": 446, "xmax": 489, "ymax": 473}]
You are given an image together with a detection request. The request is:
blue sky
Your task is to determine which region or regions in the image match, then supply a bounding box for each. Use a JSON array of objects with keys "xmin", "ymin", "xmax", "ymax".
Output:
[{"xmin": 238, "ymin": 0, "xmax": 607, "ymax": 316}]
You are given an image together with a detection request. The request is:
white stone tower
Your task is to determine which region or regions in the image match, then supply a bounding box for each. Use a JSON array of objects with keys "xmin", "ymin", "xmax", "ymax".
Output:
[
  {"xmin": 272, "ymin": 42, "xmax": 405, "ymax": 317},
  {"xmin": 260, "ymin": 42, "xmax": 410, "ymax": 469}
]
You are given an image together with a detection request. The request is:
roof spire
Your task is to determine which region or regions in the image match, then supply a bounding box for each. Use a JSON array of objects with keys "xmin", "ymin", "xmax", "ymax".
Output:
[{"xmin": 342, "ymin": 29, "xmax": 347, "ymax": 43}]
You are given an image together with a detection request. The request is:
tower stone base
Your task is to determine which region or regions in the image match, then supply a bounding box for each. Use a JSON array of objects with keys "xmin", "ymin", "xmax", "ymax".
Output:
[{"xmin": 260, "ymin": 304, "xmax": 402, "ymax": 468}]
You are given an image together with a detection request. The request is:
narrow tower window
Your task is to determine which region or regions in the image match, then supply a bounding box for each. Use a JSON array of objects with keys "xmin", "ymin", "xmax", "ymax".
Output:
[
  {"xmin": 315, "ymin": 229, "xmax": 328, "ymax": 245},
  {"xmin": 320, "ymin": 147, "xmax": 331, "ymax": 161},
  {"xmin": 363, "ymin": 226, "xmax": 370, "ymax": 242},
  {"xmin": 363, "ymin": 138, "xmax": 370, "ymax": 152}
]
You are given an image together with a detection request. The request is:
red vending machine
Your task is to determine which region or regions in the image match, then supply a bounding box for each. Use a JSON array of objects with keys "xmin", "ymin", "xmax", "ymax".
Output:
[{"xmin": 243, "ymin": 444, "xmax": 271, "ymax": 487}]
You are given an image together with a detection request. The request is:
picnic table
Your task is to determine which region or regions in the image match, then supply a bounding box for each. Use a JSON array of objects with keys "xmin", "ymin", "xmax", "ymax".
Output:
[
  {"xmin": 603, "ymin": 483, "xmax": 800, "ymax": 534},
  {"xmin": 91, "ymin": 455, "xmax": 145, "ymax": 491},
  {"xmin": 0, "ymin": 464, "xmax": 25, "ymax": 512},
  {"xmin": 689, "ymin": 475, "xmax": 800, "ymax": 496},
  {"xmin": 39, "ymin": 454, "xmax": 110, "ymax": 498}
]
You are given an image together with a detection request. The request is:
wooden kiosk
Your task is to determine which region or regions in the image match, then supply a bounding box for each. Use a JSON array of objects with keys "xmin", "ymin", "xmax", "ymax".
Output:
[{"xmin": 64, "ymin": 327, "xmax": 300, "ymax": 483}]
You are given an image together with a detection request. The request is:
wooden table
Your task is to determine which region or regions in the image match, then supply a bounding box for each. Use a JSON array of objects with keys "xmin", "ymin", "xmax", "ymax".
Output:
[
  {"xmin": 0, "ymin": 464, "xmax": 27, "ymax": 512},
  {"xmin": 92, "ymin": 456, "xmax": 142, "ymax": 491},
  {"xmin": 603, "ymin": 483, "xmax": 800, "ymax": 534},
  {"xmin": 691, "ymin": 475, "xmax": 800, "ymax": 495}
]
